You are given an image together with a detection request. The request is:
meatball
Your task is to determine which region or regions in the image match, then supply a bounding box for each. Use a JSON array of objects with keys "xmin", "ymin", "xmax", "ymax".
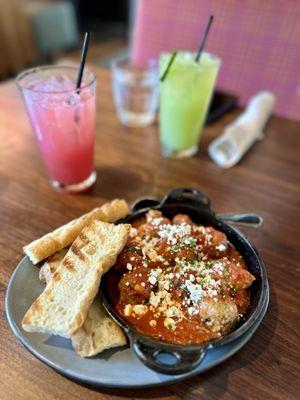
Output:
[
  {"xmin": 119, "ymin": 268, "xmax": 152, "ymax": 304},
  {"xmin": 199, "ymin": 298, "xmax": 238, "ymax": 334},
  {"xmin": 232, "ymin": 289, "xmax": 250, "ymax": 314},
  {"xmin": 172, "ymin": 214, "xmax": 192, "ymax": 225},
  {"xmin": 203, "ymin": 227, "xmax": 228, "ymax": 258},
  {"xmin": 146, "ymin": 210, "xmax": 163, "ymax": 220},
  {"xmin": 146, "ymin": 210, "xmax": 170, "ymax": 226},
  {"xmin": 225, "ymin": 263, "xmax": 255, "ymax": 290},
  {"xmin": 114, "ymin": 242, "xmax": 143, "ymax": 273}
]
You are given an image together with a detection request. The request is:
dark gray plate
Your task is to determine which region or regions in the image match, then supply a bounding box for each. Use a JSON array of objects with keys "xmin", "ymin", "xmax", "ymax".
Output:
[{"xmin": 5, "ymin": 256, "xmax": 269, "ymax": 388}]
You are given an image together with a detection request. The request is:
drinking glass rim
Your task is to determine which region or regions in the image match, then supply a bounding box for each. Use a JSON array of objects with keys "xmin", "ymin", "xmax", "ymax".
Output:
[
  {"xmin": 160, "ymin": 51, "xmax": 221, "ymax": 70},
  {"xmin": 16, "ymin": 65, "xmax": 96, "ymax": 94},
  {"xmin": 111, "ymin": 56, "xmax": 158, "ymax": 74}
]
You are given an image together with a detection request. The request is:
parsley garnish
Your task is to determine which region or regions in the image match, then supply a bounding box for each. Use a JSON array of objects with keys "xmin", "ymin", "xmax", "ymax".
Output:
[{"xmin": 189, "ymin": 238, "xmax": 197, "ymax": 248}]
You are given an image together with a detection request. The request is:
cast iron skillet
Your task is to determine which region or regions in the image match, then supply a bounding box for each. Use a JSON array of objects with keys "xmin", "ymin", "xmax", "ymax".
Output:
[{"xmin": 101, "ymin": 188, "xmax": 269, "ymax": 375}]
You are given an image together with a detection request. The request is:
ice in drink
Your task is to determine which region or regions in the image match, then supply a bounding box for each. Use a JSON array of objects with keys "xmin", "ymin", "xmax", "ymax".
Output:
[{"xmin": 17, "ymin": 67, "xmax": 96, "ymax": 192}]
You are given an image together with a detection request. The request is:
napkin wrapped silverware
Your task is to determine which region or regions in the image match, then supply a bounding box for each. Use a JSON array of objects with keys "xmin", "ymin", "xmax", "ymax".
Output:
[{"xmin": 208, "ymin": 91, "xmax": 276, "ymax": 168}]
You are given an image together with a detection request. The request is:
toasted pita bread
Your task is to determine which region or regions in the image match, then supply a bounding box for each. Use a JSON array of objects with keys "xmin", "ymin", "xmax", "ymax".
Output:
[
  {"xmin": 22, "ymin": 221, "xmax": 130, "ymax": 337},
  {"xmin": 24, "ymin": 199, "xmax": 130, "ymax": 264},
  {"xmin": 39, "ymin": 248, "xmax": 126, "ymax": 357},
  {"xmin": 71, "ymin": 297, "xmax": 126, "ymax": 357},
  {"xmin": 39, "ymin": 248, "xmax": 68, "ymax": 283}
]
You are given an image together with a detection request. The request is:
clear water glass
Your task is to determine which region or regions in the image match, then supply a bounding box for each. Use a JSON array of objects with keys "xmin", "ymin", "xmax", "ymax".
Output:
[{"xmin": 112, "ymin": 57, "xmax": 159, "ymax": 128}]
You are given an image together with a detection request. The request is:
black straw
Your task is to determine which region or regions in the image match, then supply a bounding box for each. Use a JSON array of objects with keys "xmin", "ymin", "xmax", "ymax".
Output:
[
  {"xmin": 76, "ymin": 32, "xmax": 90, "ymax": 90},
  {"xmin": 195, "ymin": 16, "xmax": 214, "ymax": 63},
  {"xmin": 160, "ymin": 51, "xmax": 178, "ymax": 82}
]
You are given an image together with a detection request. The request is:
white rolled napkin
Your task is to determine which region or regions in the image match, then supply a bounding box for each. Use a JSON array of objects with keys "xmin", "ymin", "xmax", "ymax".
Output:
[{"xmin": 208, "ymin": 91, "xmax": 276, "ymax": 168}]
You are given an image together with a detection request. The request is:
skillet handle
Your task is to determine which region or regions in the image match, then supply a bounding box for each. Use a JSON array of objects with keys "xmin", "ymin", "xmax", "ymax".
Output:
[
  {"xmin": 160, "ymin": 188, "xmax": 212, "ymax": 212},
  {"xmin": 217, "ymin": 213, "xmax": 263, "ymax": 228},
  {"xmin": 131, "ymin": 197, "xmax": 160, "ymax": 213},
  {"xmin": 132, "ymin": 338, "xmax": 207, "ymax": 375}
]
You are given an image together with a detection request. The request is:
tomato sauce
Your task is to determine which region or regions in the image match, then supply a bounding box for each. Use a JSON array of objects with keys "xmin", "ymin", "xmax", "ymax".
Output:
[{"xmin": 107, "ymin": 211, "xmax": 255, "ymax": 345}]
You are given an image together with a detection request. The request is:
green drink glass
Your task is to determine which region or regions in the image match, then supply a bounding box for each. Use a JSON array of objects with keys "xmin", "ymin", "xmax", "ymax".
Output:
[{"xmin": 159, "ymin": 51, "xmax": 221, "ymax": 158}]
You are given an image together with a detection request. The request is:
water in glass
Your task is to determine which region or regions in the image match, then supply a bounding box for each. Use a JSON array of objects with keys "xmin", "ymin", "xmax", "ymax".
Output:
[{"xmin": 112, "ymin": 60, "xmax": 159, "ymax": 128}]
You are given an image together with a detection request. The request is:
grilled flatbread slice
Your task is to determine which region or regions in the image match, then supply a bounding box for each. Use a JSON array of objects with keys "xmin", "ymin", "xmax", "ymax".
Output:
[
  {"xmin": 24, "ymin": 199, "xmax": 130, "ymax": 264},
  {"xmin": 71, "ymin": 297, "xmax": 126, "ymax": 357},
  {"xmin": 39, "ymin": 248, "xmax": 68, "ymax": 283},
  {"xmin": 39, "ymin": 248, "xmax": 126, "ymax": 357},
  {"xmin": 22, "ymin": 221, "xmax": 130, "ymax": 337}
]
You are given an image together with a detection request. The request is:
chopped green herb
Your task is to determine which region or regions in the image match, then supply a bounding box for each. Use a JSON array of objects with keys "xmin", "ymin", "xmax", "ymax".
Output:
[
  {"xmin": 189, "ymin": 238, "xmax": 197, "ymax": 248},
  {"xmin": 128, "ymin": 246, "xmax": 137, "ymax": 252}
]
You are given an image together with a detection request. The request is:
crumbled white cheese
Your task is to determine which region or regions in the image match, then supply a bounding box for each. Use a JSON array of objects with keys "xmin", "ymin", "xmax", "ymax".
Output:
[
  {"xmin": 146, "ymin": 210, "xmax": 162, "ymax": 221},
  {"xmin": 129, "ymin": 227, "xmax": 138, "ymax": 237},
  {"xmin": 126, "ymin": 263, "xmax": 132, "ymax": 270},
  {"xmin": 158, "ymin": 224, "xmax": 192, "ymax": 245},
  {"xmin": 149, "ymin": 275, "xmax": 157, "ymax": 285},
  {"xmin": 216, "ymin": 243, "xmax": 227, "ymax": 252},
  {"xmin": 151, "ymin": 217, "xmax": 163, "ymax": 226},
  {"xmin": 149, "ymin": 289, "xmax": 170, "ymax": 308},
  {"xmin": 164, "ymin": 317, "xmax": 176, "ymax": 329},
  {"xmin": 166, "ymin": 306, "xmax": 181, "ymax": 318},
  {"xmin": 206, "ymin": 288, "xmax": 218, "ymax": 298},
  {"xmin": 185, "ymin": 281, "xmax": 203, "ymax": 303},
  {"xmin": 124, "ymin": 304, "xmax": 133, "ymax": 316},
  {"xmin": 213, "ymin": 262, "xmax": 224, "ymax": 273},
  {"xmin": 188, "ymin": 307, "xmax": 199, "ymax": 316},
  {"xmin": 148, "ymin": 268, "xmax": 163, "ymax": 285},
  {"xmin": 133, "ymin": 304, "xmax": 148, "ymax": 316},
  {"xmin": 158, "ymin": 279, "xmax": 170, "ymax": 291}
]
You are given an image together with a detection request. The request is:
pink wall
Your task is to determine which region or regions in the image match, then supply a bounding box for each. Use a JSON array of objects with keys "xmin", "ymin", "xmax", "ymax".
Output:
[{"xmin": 132, "ymin": 0, "xmax": 300, "ymax": 120}]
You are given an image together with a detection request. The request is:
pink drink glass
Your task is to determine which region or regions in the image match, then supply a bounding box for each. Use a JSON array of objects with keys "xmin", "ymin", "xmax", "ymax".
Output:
[{"xmin": 16, "ymin": 66, "xmax": 96, "ymax": 192}]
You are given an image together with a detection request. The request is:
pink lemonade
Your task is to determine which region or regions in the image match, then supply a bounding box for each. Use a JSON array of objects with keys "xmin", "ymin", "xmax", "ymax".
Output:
[{"xmin": 18, "ymin": 67, "xmax": 96, "ymax": 192}]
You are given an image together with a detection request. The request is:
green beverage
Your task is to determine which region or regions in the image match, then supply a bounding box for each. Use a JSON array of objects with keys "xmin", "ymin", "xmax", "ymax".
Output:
[{"xmin": 159, "ymin": 51, "xmax": 221, "ymax": 158}]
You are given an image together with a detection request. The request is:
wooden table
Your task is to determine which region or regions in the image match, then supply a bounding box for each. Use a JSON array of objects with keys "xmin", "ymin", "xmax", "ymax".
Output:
[{"xmin": 0, "ymin": 67, "xmax": 299, "ymax": 400}]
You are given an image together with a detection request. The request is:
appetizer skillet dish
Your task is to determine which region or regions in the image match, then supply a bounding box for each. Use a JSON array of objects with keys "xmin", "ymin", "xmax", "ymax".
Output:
[
  {"xmin": 107, "ymin": 210, "xmax": 256, "ymax": 346},
  {"xmin": 7, "ymin": 189, "xmax": 267, "ymax": 380}
]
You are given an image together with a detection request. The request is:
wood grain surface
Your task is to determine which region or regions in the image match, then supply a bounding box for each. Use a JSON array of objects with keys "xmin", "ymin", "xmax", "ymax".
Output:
[{"xmin": 0, "ymin": 67, "xmax": 299, "ymax": 400}]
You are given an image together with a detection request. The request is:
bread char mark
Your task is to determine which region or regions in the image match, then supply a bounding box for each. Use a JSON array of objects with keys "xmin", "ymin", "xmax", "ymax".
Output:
[
  {"xmin": 78, "ymin": 232, "xmax": 90, "ymax": 245},
  {"xmin": 52, "ymin": 271, "xmax": 61, "ymax": 281},
  {"xmin": 63, "ymin": 258, "xmax": 75, "ymax": 271},
  {"xmin": 71, "ymin": 243, "xmax": 86, "ymax": 261}
]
